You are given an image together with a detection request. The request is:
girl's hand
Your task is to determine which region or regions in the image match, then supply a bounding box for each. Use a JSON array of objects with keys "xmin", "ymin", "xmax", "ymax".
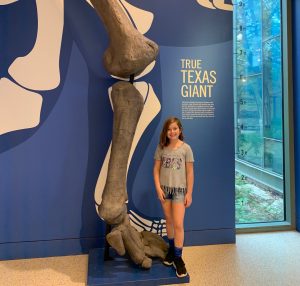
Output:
[
  {"xmin": 157, "ymin": 188, "xmax": 165, "ymax": 202},
  {"xmin": 184, "ymin": 193, "xmax": 192, "ymax": 208}
]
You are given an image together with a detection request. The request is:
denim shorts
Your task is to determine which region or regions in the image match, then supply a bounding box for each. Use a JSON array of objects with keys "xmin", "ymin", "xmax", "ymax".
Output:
[{"xmin": 163, "ymin": 187, "xmax": 186, "ymax": 203}]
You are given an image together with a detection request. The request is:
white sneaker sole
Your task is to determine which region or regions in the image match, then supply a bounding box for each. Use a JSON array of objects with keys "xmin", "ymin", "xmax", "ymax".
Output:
[
  {"xmin": 163, "ymin": 260, "xmax": 173, "ymax": 266},
  {"xmin": 173, "ymin": 262, "xmax": 188, "ymax": 278}
]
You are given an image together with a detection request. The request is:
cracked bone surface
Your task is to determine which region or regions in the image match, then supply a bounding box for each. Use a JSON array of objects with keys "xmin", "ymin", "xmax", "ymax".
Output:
[
  {"xmin": 98, "ymin": 81, "xmax": 144, "ymax": 225},
  {"xmin": 90, "ymin": 0, "xmax": 158, "ymax": 78}
]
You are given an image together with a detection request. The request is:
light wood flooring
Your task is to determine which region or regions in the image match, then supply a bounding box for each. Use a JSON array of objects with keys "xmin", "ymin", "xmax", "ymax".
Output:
[{"xmin": 1, "ymin": 231, "xmax": 300, "ymax": 286}]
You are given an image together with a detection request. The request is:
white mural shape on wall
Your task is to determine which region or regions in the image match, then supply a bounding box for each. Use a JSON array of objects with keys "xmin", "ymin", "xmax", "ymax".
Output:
[
  {"xmin": 129, "ymin": 210, "xmax": 167, "ymax": 237},
  {"xmin": 213, "ymin": 0, "xmax": 233, "ymax": 11},
  {"xmin": 111, "ymin": 61, "xmax": 156, "ymax": 81},
  {"xmin": 8, "ymin": 0, "xmax": 64, "ymax": 90},
  {"xmin": 119, "ymin": 0, "xmax": 154, "ymax": 34},
  {"xmin": 0, "ymin": 0, "xmax": 18, "ymax": 5},
  {"xmin": 86, "ymin": 0, "xmax": 154, "ymax": 35},
  {"xmin": 196, "ymin": 0, "xmax": 216, "ymax": 9},
  {"xmin": 0, "ymin": 0, "xmax": 64, "ymax": 135},
  {"xmin": 196, "ymin": 0, "xmax": 233, "ymax": 11},
  {"xmin": 0, "ymin": 78, "xmax": 42, "ymax": 135}
]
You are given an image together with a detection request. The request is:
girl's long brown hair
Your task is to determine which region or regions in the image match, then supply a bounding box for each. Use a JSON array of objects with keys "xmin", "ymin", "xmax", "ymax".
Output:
[{"xmin": 159, "ymin": 117, "xmax": 184, "ymax": 148}]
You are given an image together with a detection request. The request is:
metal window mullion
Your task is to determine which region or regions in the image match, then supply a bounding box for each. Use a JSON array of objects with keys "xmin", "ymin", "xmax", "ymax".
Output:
[
  {"xmin": 233, "ymin": 3, "xmax": 238, "ymax": 159},
  {"xmin": 261, "ymin": 0, "xmax": 265, "ymax": 169},
  {"xmin": 281, "ymin": 0, "xmax": 295, "ymax": 227}
]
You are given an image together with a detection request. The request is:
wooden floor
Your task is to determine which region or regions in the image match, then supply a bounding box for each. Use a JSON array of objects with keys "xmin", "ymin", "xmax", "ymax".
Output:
[{"xmin": 1, "ymin": 231, "xmax": 300, "ymax": 286}]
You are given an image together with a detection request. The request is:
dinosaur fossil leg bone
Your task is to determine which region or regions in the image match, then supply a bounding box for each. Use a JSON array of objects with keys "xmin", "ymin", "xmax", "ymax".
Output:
[
  {"xmin": 98, "ymin": 81, "xmax": 144, "ymax": 225},
  {"xmin": 90, "ymin": 0, "xmax": 158, "ymax": 78}
]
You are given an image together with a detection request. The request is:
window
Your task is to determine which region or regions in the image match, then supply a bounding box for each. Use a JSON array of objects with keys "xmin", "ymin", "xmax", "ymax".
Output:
[{"xmin": 233, "ymin": 0, "xmax": 289, "ymax": 225}]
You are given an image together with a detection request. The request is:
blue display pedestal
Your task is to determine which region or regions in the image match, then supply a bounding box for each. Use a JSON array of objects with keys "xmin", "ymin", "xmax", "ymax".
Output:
[{"xmin": 87, "ymin": 248, "xmax": 190, "ymax": 286}]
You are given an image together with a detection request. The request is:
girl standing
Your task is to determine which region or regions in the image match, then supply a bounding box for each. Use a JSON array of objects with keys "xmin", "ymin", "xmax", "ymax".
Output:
[{"xmin": 153, "ymin": 117, "xmax": 194, "ymax": 278}]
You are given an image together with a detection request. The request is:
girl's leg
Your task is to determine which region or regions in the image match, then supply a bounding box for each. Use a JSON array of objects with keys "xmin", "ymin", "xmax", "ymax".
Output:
[
  {"xmin": 172, "ymin": 202, "xmax": 185, "ymax": 248},
  {"xmin": 172, "ymin": 201, "xmax": 188, "ymax": 277},
  {"xmin": 161, "ymin": 199, "xmax": 175, "ymax": 266},
  {"xmin": 161, "ymin": 199, "xmax": 174, "ymax": 238}
]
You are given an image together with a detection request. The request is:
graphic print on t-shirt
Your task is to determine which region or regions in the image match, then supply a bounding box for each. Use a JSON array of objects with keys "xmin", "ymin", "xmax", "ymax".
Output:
[{"xmin": 161, "ymin": 155, "xmax": 183, "ymax": 170}]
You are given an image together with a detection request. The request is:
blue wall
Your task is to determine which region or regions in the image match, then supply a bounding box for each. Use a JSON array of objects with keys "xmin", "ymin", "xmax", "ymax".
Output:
[
  {"xmin": 292, "ymin": 0, "xmax": 300, "ymax": 231},
  {"xmin": 0, "ymin": 1, "xmax": 235, "ymax": 260}
]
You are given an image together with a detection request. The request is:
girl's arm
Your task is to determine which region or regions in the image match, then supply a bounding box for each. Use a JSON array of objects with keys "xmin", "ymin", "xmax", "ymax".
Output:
[
  {"xmin": 153, "ymin": 160, "xmax": 165, "ymax": 202},
  {"xmin": 185, "ymin": 162, "xmax": 194, "ymax": 207}
]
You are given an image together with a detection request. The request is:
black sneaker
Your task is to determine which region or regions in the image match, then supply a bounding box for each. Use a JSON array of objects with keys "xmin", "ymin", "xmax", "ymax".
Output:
[
  {"xmin": 163, "ymin": 248, "xmax": 174, "ymax": 266},
  {"xmin": 173, "ymin": 256, "xmax": 188, "ymax": 278}
]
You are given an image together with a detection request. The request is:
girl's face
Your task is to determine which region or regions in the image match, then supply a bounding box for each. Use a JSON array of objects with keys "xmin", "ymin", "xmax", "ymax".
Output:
[{"xmin": 167, "ymin": 122, "xmax": 181, "ymax": 141}]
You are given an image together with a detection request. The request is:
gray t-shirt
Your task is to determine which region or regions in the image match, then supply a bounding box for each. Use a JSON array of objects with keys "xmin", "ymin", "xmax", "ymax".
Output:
[{"xmin": 154, "ymin": 142, "xmax": 194, "ymax": 193}]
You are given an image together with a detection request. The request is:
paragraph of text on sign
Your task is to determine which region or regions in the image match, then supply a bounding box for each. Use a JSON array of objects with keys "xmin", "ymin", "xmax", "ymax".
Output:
[{"xmin": 182, "ymin": 101, "xmax": 215, "ymax": 119}]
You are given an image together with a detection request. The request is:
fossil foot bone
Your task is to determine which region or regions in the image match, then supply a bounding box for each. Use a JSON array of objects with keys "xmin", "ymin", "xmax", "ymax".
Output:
[
  {"xmin": 106, "ymin": 214, "xmax": 167, "ymax": 269},
  {"xmin": 90, "ymin": 0, "xmax": 159, "ymax": 78},
  {"xmin": 141, "ymin": 230, "xmax": 168, "ymax": 259},
  {"xmin": 107, "ymin": 215, "xmax": 152, "ymax": 268}
]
